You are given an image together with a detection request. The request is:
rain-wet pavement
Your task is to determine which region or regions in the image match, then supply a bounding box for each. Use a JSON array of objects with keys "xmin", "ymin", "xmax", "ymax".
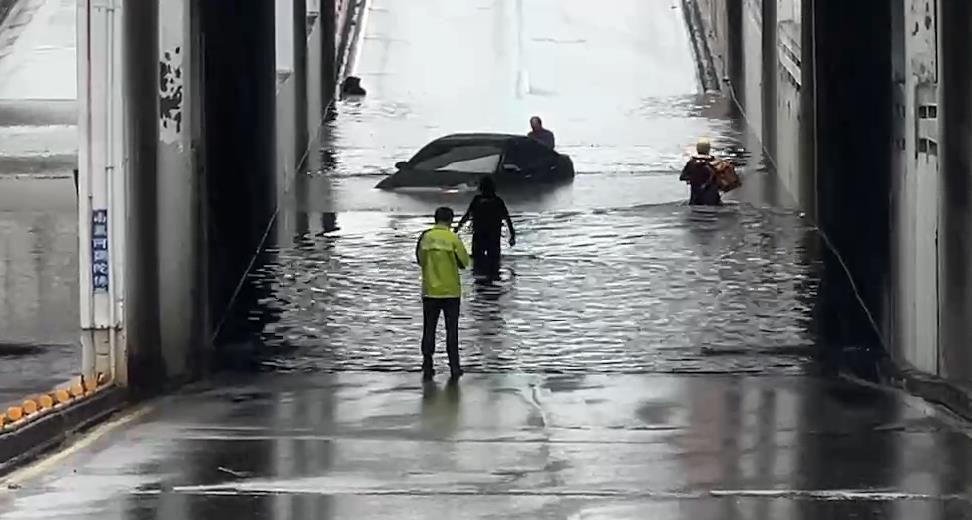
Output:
[
  {"xmin": 0, "ymin": 0, "xmax": 80, "ymax": 407},
  {"xmin": 3, "ymin": 372, "xmax": 972, "ymax": 519}
]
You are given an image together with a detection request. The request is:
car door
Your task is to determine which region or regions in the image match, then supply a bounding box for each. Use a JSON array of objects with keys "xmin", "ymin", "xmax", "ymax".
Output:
[{"xmin": 500, "ymin": 138, "xmax": 559, "ymax": 182}]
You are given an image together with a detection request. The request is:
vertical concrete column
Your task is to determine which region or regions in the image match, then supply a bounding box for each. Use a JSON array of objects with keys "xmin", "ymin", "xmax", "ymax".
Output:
[
  {"xmin": 888, "ymin": 0, "xmax": 909, "ymax": 365},
  {"xmin": 894, "ymin": 0, "xmax": 942, "ymax": 373},
  {"xmin": 724, "ymin": 0, "xmax": 743, "ymax": 105},
  {"xmin": 798, "ymin": 0, "xmax": 816, "ymax": 217},
  {"xmin": 124, "ymin": 0, "xmax": 164, "ymax": 393},
  {"xmin": 294, "ymin": 0, "xmax": 312, "ymax": 241},
  {"xmin": 938, "ymin": 0, "xmax": 972, "ymax": 381},
  {"xmin": 321, "ymin": 0, "xmax": 338, "ymax": 109},
  {"xmin": 306, "ymin": 0, "xmax": 323, "ymax": 131},
  {"xmin": 760, "ymin": 0, "xmax": 777, "ymax": 162},
  {"xmin": 200, "ymin": 1, "xmax": 277, "ymax": 344},
  {"xmin": 77, "ymin": 0, "xmax": 129, "ymax": 385},
  {"xmin": 294, "ymin": 0, "xmax": 309, "ymax": 164},
  {"xmin": 157, "ymin": 0, "xmax": 200, "ymax": 382},
  {"xmin": 810, "ymin": 0, "xmax": 894, "ymax": 357}
]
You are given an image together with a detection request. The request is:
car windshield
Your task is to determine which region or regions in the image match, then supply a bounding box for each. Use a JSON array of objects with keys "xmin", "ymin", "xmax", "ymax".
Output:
[{"xmin": 412, "ymin": 144, "xmax": 502, "ymax": 173}]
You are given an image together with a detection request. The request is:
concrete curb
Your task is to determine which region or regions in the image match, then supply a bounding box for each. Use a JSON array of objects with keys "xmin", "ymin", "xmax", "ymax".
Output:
[
  {"xmin": 0, "ymin": 387, "xmax": 127, "ymax": 477},
  {"xmin": 892, "ymin": 366, "xmax": 972, "ymax": 422}
]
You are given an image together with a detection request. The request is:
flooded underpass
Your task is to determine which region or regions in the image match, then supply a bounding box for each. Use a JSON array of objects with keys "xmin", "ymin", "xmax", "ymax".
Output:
[
  {"xmin": 239, "ymin": 0, "xmax": 824, "ymax": 376},
  {"xmin": 11, "ymin": 1, "xmax": 972, "ymax": 519}
]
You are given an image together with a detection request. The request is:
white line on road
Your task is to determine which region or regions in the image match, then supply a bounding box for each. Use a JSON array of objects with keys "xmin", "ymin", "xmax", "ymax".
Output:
[{"xmin": 0, "ymin": 404, "xmax": 154, "ymax": 490}]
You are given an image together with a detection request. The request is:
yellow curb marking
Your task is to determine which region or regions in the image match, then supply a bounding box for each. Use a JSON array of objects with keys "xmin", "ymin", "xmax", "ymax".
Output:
[
  {"xmin": 54, "ymin": 389, "xmax": 70, "ymax": 404},
  {"xmin": 6, "ymin": 407, "xmax": 23, "ymax": 422},
  {"xmin": 21, "ymin": 400, "xmax": 37, "ymax": 416}
]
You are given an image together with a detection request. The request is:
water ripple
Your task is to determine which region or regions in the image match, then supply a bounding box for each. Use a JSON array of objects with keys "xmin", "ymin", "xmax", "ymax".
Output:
[{"xmin": 245, "ymin": 203, "xmax": 819, "ymax": 375}]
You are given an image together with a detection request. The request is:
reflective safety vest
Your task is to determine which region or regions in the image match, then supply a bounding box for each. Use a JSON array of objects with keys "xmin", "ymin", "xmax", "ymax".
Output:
[{"xmin": 416, "ymin": 224, "xmax": 471, "ymax": 298}]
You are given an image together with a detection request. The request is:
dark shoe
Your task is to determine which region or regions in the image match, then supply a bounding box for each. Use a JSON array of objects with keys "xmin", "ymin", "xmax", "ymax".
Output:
[
  {"xmin": 422, "ymin": 369, "xmax": 435, "ymax": 382},
  {"xmin": 449, "ymin": 368, "xmax": 464, "ymax": 381}
]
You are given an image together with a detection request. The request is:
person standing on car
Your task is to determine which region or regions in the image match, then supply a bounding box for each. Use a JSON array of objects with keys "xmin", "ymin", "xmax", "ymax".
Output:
[
  {"xmin": 455, "ymin": 176, "xmax": 516, "ymax": 279},
  {"xmin": 528, "ymin": 116, "xmax": 555, "ymax": 149},
  {"xmin": 679, "ymin": 138, "xmax": 722, "ymax": 206},
  {"xmin": 416, "ymin": 207, "xmax": 471, "ymax": 381}
]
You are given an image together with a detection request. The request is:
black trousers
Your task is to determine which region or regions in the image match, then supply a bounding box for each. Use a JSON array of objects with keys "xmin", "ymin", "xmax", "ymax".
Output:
[
  {"xmin": 689, "ymin": 185, "xmax": 722, "ymax": 206},
  {"xmin": 472, "ymin": 233, "xmax": 501, "ymax": 276},
  {"xmin": 421, "ymin": 297, "xmax": 461, "ymax": 374}
]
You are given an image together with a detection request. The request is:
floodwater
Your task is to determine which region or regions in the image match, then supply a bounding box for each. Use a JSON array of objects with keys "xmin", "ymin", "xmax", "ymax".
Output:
[{"xmin": 238, "ymin": 0, "xmax": 825, "ymax": 375}]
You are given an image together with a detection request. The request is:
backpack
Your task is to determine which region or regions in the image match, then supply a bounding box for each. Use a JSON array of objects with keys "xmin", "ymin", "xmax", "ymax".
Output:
[{"xmin": 709, "ymin": 158, "xmax": 741, "ymax": 192}]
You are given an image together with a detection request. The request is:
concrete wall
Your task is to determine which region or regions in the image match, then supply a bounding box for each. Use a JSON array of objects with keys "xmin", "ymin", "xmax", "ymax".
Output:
[
  {"xmin": 199, "ymin": 0, "xmax": 356, "ymax": 361},
  {"xmin": 939, "ymin": 1, "xmax": 972, "ymax": 383},
  {"xmin": 694, "ymin": 0, "xmax": 972, "ymax": 386},
  {"xmin": 75, "ymin": 0, "xmax": 357, "ymax": 390}
]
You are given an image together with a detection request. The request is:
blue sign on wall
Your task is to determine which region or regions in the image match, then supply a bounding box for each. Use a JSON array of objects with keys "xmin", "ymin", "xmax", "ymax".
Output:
[{"xmin": 91, "ymin": 209, "xmax": 109, "ymax": 292}]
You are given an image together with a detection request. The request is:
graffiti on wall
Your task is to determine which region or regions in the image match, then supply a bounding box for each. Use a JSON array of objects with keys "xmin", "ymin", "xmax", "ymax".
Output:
[
  {"xmin": 908, "ymin": 0, "xmax": 937, "ymax": 83},
  {"xmin": 159, "ymin": 46, "xmax": 184, "ymax": 141}
]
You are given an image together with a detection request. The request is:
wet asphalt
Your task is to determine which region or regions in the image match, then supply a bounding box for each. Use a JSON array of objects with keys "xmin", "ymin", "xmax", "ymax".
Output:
[
  {"xmin": 3, "ymin": 373, "xmax": 972, "ymax": 519},
  {"xmin": 0, "ymin": 0, "xmax": 966, "ymax": 518}
]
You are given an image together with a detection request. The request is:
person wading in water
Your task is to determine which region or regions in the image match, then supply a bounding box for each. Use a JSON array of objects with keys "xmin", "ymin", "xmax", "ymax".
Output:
[
  {"xmin": 455, "ymin": 176, "xmax": 516, "ymax": 279},
  {"xmin": 416, "ymin": 207, "xmax": 471, "ymax": 382},
  {"xmin": 679, "ymin": 138, "xmax": 723, "ymax": 206}
]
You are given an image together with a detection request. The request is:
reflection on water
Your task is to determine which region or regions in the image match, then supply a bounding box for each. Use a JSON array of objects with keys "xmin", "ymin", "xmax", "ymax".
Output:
[
  {"xmin": 216, "ymin": 0, "xmax": 884, "ymax": 378},
  {"xmin": 245, "ymin": 194, "xmax": 820, "ymax": 374},
  {"xmin": 224, "ymin": 71, "xmax": 837, "ymax": 377}
]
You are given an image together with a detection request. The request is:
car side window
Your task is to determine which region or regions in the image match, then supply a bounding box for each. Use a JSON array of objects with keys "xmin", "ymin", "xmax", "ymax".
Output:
[{"xmin": 413, "ymin": 144, "xmax": 502, "ymax": 173}]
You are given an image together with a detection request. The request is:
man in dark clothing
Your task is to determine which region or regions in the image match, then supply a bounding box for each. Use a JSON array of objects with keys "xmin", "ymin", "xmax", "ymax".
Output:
[
  {"xmin": 679, "ymin": 138, "xmax": 722, "ymax": 206},
  {"xmin": 455, "ymin": 177, "xmax": 516, "ymax": 279},
  {"xmin": 528, "ymin": 116, "xmax": 555, "ymax": 149}
]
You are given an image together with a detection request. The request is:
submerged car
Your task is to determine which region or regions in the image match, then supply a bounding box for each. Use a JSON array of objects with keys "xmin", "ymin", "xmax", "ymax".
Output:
[{"xmin": 375, "ymin": 133, "xmax": 575, "ymax": 191}]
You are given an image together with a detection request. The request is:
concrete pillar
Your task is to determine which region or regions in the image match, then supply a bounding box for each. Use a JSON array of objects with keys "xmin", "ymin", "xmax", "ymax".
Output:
[
  {"xmin": 199, "ymin": 1, "xmax": 277, "ymax": 344},
  {"xmin": 760, "ymin": 0, "xmax": 777, "ymax": 162},
  {"xmin": 725, "ymin": 0, "xmax": 743, "ymax": 107},
  {"xmin": 77, "ymin": 0, "xmax": 127, "ymax": 384},
  {"xmin": 124, "ymin": 0, "xmax": 164, "ymax": 393},
  {"xmin": 810, "ymin": 0, "xmax": 894, "ymax": 361},
  {"xmin": 798, "ymin": 0, "xmax": 816, "ymax": 217},
  {"xmin": 938, "ymin": 0, "xmax": 972, "ymax": 381},
  {"xmin": 321, "ymin": 0, "xmax": 337, "ymax": 108},
  {"xmin": 156, "ymin": 0, "xmax": 207, "ymax": 382},
  {"xmin": 294, "ymin": 0, "xmax": 309, "ymax": 165}
]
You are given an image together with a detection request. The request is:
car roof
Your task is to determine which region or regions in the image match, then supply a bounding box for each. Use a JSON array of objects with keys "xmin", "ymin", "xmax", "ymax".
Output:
[{"xmin": 432, "ymin": 133, "xmax": 530, "ymax": 145}]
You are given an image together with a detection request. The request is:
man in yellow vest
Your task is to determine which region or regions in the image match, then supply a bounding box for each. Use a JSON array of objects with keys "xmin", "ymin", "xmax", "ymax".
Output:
[{"xmin": 416, "ymin": 207, "xmax": 472, "ymax": 381}]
